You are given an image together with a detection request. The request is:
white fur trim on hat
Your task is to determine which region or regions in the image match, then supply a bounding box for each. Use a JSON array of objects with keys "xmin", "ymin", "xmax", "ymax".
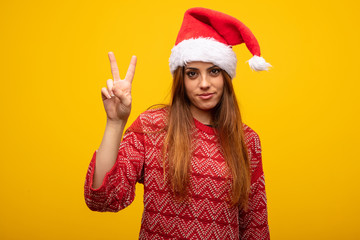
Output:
[
  {"xmin": 247, "ymin": 55, "xmax": 272, "ymax": 71},
  {"xmin": 169, "ymin": 38, "xmax": 237, "ymax": 78}
]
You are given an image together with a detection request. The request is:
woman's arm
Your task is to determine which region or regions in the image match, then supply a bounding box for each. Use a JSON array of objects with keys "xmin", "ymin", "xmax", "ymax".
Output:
[
  {"xmin": 239, "ymin": 129, "xmax": 270, "ymax": 239},
  {"xmin": 84, "ymin": 126, "xmax": 145, "ymax": 212},
  {"xmin": 239, "ymin": 173, "xmax": 270, "ymax": 239},
  {"xmin": 92, "ymin": 52, "xmax": 137, "ymax": 189},
  {"xmin": 92, "ymin": 120, "xmax": 126, "ymax": 189}
]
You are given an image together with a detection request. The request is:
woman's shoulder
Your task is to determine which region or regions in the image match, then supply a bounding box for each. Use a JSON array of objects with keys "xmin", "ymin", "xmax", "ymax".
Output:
[
  {"xmin": 242, "ymin": 123, "xmax": 262, "ymax": 154},
  {"xmin": 140, "ymin": 105, "xmax": 168, "ymax": 118},
  {"xmin": 243, "ymin": 123, "xmax": 260, "ymax": 138},
  {"xmin": 128, "ymin": 106, "xmax": 169, "ymax": 132}
]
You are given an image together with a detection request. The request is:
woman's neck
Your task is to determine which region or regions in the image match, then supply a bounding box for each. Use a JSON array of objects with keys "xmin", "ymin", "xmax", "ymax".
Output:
[{"xmin": 189, "ymin": 105, "xmax": 212, "ymax": 125}]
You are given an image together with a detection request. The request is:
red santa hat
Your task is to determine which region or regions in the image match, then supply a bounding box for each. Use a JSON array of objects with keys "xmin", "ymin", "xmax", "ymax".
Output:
[{"xmin": 169, "ymin": 7, "xmax": 271, "ymax": 78}]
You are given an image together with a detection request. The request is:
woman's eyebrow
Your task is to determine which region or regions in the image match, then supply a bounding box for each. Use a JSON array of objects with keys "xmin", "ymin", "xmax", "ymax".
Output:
[
  {"xmin": 184, "ymin": 67, "xmax": 198, "ymax": 70},
  {"xmin": 185, "ymin": 65, "xmax": 218, "ymax": 70},
  {"xmin": 207, "ymin": 65, "xmax": 218, "ymax": 70}
]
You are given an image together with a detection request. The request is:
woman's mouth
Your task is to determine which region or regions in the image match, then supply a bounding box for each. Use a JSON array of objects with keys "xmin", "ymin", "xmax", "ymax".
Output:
[{"xmin": 198, "ymin": 93, "xmax": 214, "ymax": 100}]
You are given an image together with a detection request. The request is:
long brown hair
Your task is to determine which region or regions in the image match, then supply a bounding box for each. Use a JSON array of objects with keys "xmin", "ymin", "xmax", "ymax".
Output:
[{"xmin": 163, "ymin": 67, "xmax": 250, "ymax": 209}]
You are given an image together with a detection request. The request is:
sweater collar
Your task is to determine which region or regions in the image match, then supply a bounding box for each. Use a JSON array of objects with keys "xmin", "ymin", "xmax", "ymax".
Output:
[{"xmin": 193, "ymin": 118, "xmax": 216, "ymax": 135}]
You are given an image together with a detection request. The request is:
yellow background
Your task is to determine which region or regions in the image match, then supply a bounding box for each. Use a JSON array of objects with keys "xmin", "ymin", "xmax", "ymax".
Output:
[{"xmin": 1, "ymin": 0, "xmax": 359, "ymax": 239}]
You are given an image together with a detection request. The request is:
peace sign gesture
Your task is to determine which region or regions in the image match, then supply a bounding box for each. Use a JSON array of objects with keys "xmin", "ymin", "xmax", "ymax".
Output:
[{"xmin": 101, "ymin": 52, "xmax": 137, "ymax": 122}]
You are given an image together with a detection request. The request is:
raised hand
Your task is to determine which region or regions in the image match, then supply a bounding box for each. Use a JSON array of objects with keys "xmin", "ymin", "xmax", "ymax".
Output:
[{"xmin": 101, "ymin": 52, "xmax": 137, "ymax": 122}]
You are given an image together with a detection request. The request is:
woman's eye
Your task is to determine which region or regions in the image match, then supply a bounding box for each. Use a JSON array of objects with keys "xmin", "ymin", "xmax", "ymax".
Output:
[
  {"xmin": 210, "ymin": 68, "xmax": 221, "ymax": 75},
  {"xmin": 186, "ymin": 71, "xmax": 197, "ymax": 78}
]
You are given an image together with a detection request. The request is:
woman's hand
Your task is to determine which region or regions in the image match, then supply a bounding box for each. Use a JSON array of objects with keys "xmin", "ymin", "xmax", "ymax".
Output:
[{"xmin": 101, "ymin": 52, "xmax": 137, "ymax": 123}]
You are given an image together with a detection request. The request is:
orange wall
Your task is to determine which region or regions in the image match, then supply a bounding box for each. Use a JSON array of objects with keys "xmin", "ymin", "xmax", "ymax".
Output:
[{"xmin": 1, "ymin": 0, "xmax": 359, "ymax": 239}]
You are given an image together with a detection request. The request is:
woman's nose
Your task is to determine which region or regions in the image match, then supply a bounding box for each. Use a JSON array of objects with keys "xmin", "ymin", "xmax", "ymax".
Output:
[{"xmin": 199, "ymin": 75, "xmax": 210, "ymax": 89}]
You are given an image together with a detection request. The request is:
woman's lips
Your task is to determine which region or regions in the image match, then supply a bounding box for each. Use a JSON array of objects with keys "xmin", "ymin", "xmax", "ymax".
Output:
[{"xmin": 198, "ymin": 93, "xmax": 214, "ymax": 100}]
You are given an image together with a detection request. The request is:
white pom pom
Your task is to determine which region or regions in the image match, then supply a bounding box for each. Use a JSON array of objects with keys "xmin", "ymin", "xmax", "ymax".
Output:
[{"xmin": 247, "ymin": 55, "xmax": 272, "ymax": 71}]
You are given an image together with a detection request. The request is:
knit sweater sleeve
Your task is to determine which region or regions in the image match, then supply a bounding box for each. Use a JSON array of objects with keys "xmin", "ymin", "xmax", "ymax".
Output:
[
  {"xmin": 239, "ymin": 128, "xmax": 270, "ymax": 239},
  {"xmin": 84, "ymin": 117, "xmax": 145, "ymax": 212}
]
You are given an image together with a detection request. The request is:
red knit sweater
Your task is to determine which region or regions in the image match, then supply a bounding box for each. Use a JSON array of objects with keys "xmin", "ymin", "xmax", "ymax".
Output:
[{"xmin": 84, "ymin": 108, "xmax": 270, "ymax": 239}]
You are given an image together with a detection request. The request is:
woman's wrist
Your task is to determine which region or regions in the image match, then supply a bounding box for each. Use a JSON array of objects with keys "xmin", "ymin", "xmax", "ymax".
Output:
[{"xmin": 106, "ymin": 118, "xmax": 127, "ymax": 130}]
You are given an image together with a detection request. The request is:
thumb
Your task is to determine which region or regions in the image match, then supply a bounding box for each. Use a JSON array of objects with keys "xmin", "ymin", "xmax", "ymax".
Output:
[{"xmin": 112, "ymin": 87, "xmax": 132, "ymax": 107}]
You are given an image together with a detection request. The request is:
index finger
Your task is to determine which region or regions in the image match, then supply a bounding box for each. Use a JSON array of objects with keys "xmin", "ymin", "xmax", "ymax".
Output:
[
  {"xmin": 124, "ymin": 55, "xmax": 137, "ymax": 83},
  {"xmin": 108, "ymin": 52, "xmax": 121, "ymax": 81}
]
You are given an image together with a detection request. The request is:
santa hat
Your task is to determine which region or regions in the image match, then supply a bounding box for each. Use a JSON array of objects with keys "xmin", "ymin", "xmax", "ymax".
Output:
[{"xmin": 169, "ymin": 7, "xmax": 271, "ymax": 78}]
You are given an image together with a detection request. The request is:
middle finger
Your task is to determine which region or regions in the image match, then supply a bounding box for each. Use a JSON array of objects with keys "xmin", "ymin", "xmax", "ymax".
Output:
[{"xmin": 108, "ymin": 52, "xmax": 121, "ymax": 81}]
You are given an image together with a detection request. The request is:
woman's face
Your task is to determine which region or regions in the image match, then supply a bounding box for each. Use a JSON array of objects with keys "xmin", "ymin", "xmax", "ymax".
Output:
[{"xmin": 184, "ymin": 61, "xmax": 224, "ymax": 121}]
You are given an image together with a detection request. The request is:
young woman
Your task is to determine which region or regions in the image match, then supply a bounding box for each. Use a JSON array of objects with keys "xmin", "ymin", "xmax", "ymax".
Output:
[{"xmin": 85, "ymin": 7, "xmax": 271, "ymax": 240}]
